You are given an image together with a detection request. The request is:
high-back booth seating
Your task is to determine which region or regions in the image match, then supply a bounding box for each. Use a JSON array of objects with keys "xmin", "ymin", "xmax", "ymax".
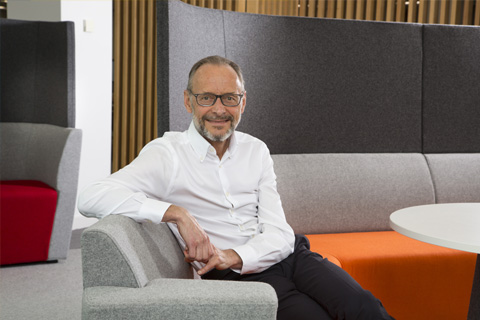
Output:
[
  {"xmin": 0, "ymin": 19, "xmax": 82, "ymax": 265},
  {"xmin": 80, "ymin": 1, "xmax": 480, "ymax": 319}
]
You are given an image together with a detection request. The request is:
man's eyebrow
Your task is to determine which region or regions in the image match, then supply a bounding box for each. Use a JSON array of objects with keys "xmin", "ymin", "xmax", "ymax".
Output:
[{"xmin": 199, "ymin": 91, "xmax": 239, "ymax": 95}]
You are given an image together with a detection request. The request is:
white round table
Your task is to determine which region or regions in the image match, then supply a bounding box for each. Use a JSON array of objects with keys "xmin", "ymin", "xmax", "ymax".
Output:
[{"xmin": 390, "ymin": 203, "xmax": 480, "ymax": 320}]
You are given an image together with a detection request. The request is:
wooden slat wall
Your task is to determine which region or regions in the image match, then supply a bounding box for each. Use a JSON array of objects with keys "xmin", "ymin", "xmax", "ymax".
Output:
[
  {"xmin": 113, "ymin": 0, "xmax": 157, "ymax": 172},
  {"xmin": 112, "ymin": 0, "xmax": 479, "ymax": 171},
  {"xmin": 182, "ymin": 0, "xmax": 480, "ymax": 23}
]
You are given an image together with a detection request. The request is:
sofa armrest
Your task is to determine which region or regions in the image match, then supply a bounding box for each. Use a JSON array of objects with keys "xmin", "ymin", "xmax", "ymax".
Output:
[{"xmin": 83, "ymin": 278, "xmax": 277, "ymax": 320}]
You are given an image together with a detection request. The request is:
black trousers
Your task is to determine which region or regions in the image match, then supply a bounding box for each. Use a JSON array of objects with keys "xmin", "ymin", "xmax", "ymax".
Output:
[{"xmin": 202, "ymin": 235, "xmax": 394, "ymax": 320}]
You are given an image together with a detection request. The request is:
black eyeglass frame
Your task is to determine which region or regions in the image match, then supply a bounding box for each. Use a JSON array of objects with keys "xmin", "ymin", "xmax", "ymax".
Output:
[{"xmin": 188, "ymin": 90, "xmax": 245, "ymax": 107}]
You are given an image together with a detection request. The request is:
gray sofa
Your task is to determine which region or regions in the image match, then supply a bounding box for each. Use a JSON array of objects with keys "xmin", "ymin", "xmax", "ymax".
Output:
[
  {"xmin": 0, "ymin": 19, "xmax": 82, "ymax": 264},
  {"xmin": 82, "ymin": 215, "xmax": 277, "ymax": 320},
  {"xmin": 81, "ymin": 1, "xmax": 480, "ymax": 319}
]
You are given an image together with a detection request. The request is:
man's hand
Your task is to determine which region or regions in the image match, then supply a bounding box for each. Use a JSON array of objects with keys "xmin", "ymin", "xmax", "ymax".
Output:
[
  {"xmin": 197, "ymin": 247, "xmax": 243, "ymax": 276},
  {"xmin": 162, "ymin": 205, "xmax": 214, "ymax": 264}
]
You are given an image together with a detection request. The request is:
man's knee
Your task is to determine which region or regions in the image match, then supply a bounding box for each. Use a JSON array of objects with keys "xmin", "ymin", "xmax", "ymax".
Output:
[
  {"xmin": 277, "ymin": 291, "xmax": 332, "ymax": 320},
  {"xmin": 340, "ymin": 290, "xmax": 393, "ymax": 320}
]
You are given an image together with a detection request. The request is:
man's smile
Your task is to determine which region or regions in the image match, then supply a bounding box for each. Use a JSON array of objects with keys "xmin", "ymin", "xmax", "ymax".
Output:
[{"xmin": 204, "ymin": 116, "xmax": 233, "ymax": 125}]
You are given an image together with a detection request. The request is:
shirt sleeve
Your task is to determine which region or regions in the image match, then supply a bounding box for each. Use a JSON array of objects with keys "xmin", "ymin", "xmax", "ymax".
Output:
[
  {"xmin": 77, "ymin": 140, "xmax": 177, "ymax": 224},
  {"xmin": 232, "ymin": 144, "xmax": 295, "ymax": 274}
]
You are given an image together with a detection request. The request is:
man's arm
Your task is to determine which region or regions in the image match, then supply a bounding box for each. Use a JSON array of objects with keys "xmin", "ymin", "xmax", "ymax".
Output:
[
  {"xmin": 78, "ymin": 142, "xmax": 175, "ymax": 223},
  {"xmin": 78, "ymin": 141, "xmax": 216, "ymax": 265},
  {"xmin": 164, "ymin": 205, "xmax": 243, "ymax": 275},
  {"xmin": 163, "ymin": 204, "xmax": 215, "ymax": 264}
]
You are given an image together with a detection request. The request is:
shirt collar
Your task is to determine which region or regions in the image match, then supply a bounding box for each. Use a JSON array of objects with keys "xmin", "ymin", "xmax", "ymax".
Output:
[{"xmin": 187, "ymin": 121, "xmax": 238, "ymax": 161}]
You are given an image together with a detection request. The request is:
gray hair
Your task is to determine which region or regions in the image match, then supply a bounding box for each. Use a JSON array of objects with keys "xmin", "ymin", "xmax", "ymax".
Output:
[{"xmin": 187, "ymin": 55, "xmax": 245, "ymax": 92}]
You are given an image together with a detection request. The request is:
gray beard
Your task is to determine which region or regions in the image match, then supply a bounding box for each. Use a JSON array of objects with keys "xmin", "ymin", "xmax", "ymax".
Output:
[{"xmin": 193, "ymin": 114, "xmax": 240, "ymax": 142}]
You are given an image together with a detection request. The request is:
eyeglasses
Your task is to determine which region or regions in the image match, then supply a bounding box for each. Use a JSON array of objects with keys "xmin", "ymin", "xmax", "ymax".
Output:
[{"xmin": 189, "ymin": 91, "xmax": 244, "ymax": 107}]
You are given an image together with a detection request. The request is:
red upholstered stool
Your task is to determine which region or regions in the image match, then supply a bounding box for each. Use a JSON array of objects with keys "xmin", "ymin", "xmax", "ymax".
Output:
[
  {"xmin": 0, "ymin": 180, "xmax": 58, "ymax": 265},
  {"xmin": 307, "ymin": 231, "xmax": 477, "ymax": 320}
]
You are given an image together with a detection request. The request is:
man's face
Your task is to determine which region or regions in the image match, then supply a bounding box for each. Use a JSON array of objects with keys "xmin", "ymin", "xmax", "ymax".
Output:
[{"xmin": 184, "ymin": 64, "xmax": 246, "ymax": 143}]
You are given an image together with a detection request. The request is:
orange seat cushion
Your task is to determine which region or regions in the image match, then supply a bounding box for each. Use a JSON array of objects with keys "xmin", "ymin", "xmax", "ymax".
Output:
[{"xmin": 306, "ymin": 231, "xmax": 476, "ymax": 320}]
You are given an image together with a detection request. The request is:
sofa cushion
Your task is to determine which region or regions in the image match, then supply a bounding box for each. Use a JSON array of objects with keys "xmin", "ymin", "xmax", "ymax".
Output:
[
  {"xmin": 0, "ymin": 180, "xmax": 57, "ymax": 265},
  {"xmin": 273, "ymin": 153, "xmax": 435, "ymax": 234},
  {"xmin": 83, "ymin": 279, "xmax": 277, "ymax": 320},
  {"xmin": 425, "ymin": 154, "xmax": 480, "ymax": 203},
  {"xmin": 307, "ymin": 231, "xmax": 476, "ymax": 320}
]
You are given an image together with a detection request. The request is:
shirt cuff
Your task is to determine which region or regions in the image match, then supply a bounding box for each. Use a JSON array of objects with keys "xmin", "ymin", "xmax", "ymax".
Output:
[
  {"xmin": 232, "ymin": 244, "xmax": 264, "ymax": 275},
  {"xmin": 138, "ymin": 198, "xmax": 172, "ymax": 224}
]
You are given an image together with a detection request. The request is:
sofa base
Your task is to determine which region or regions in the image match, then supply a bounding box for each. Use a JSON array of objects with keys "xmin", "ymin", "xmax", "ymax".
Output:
[{"xmin": 307, "ymin": 231, "xmax": 476, "ymax": 320}]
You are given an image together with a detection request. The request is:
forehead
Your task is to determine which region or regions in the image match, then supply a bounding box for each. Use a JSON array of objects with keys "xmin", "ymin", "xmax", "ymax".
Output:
[{"xmin": 191, "ymin": 64, "xmax": 242, "ymax": 92}]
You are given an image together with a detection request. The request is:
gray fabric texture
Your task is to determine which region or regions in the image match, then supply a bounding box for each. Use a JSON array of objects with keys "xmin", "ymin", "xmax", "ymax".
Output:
[
  {"xmin": 157, "ymin": 1, "xmax": 480, "ymax": 155},
  {"xmin": 425, "ymin": 154, "xmax": 480, "ymax": 203},
  {"xmin": 82, "ymin": 279, "xmax": 277, "ymax": 320},
  {"xmin": 157, "ymin": 0, "xmax": 225, "ymax": 135},
  {"xmin": 0, "ymin": 123, "xmax": 82, "ymax": 260},
  {"xmin": 224, "ymin": 14, "xmax": 423, "ymax": 154},
  {"xmin": 423, "ymin": 24, "xmax": 480, "ymax": 153},
  {"xmin": 272, "ymin": 153, "xmax": 436, "ymax": 234},
  {"xmin": 81, "ymin": 215, "xmax": 277, "ymax": 320},
  {"xmin": 81, "ymin": 215, "xmax": 192, "ymax": 289},
  {"xmin": 157, "ymin": 0, "xmax": 424, "ymax": 153},
  {"xmin": 48, "ymin": 126, "xmax": 82, "ymax": 259},
  {"xmin": 0, "ymin": 19, "xmax": 75, "ymax": 127}
]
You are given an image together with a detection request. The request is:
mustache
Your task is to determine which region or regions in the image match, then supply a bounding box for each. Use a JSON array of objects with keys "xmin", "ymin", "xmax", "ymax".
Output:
[{"xmin": 203, "ymin": 115, "xmax": 234, "ymax": 121}]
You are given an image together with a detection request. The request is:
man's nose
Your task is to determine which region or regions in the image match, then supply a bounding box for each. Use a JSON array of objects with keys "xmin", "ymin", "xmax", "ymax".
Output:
[{"xmin": 211, "ymin": 98, "xmax": 227, "ymax": 114}]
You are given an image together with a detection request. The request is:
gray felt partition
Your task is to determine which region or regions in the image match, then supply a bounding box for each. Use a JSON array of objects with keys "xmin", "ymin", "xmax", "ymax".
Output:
[
  {"xmin": 157, "ymin": 0, "xmax": 423, "ymax": 154},
  {"xmin": 157, "ymin": 0, "xmax": 480, "ymax": 155},
  {"xmin": 423, "ymin": 24, "xmax": 480, "ymax": 153},
  {"xmin": 223, "ymin": 15, "xmax": 423, "ymax": 154},
  {"xmin": 0, "ymin": 19, "xmax": 75, "ymax": 128}
]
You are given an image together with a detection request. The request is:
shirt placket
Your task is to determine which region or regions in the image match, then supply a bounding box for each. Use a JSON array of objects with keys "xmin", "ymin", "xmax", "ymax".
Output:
[{"xmin": 217, "ymin": 153, "xmax": 242, "ymax": 227}]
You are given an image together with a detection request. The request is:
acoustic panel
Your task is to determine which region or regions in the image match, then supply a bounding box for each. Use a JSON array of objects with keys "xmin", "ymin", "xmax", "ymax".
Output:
[
  {"xmin": 423, "ymin": 24, "xmax": 480, "ymax": 153},
  {"xmin": 0, "ymin": 19, "xmax": 75, "ymax": 127}
]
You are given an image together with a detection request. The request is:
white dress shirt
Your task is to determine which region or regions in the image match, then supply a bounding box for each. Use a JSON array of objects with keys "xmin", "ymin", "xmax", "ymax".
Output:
[{"xmin": 78, "ymin": 122, "xmax": 295, "ymax": 274}]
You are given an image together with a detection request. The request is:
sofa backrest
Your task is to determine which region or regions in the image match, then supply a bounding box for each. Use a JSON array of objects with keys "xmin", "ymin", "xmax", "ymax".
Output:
[
  {"xmin": 158, "ymin": 0, "xmax": 422, "ymax": 154},
  {"xmin": 425, "ymin": 154, "xmax": 480, "ymax": 204},
  {"xmin": 81, "ymin": 214, "xmax": 192, "ymax": 289},
  {"xmin": 422, "ymin": 26, "xmax": 480, "ymax": 153},
  {"xmin": 0, "ymin": 19, "xmax": 75, "ymax": 128},
  {"xmin": 0, "ymin": 123, "xmax": 80, "ymax": 185},
  {"xmin": 272, "ymin": 152, "xmax": 480, "ymax": 234},
  {"xmin": 272, "ymin": 153, "xmax": 436, "ymax": 234},
  {"xmin": 0, "ymin": 122, "xmax": 82, "ymax": 260},
  {"xmin": 156, "ymin": 0, "xmax": 480, "ymax": 235},
  {"xmin": 157, "ymin": 0, "xmax": 480, "ymax": 155}
]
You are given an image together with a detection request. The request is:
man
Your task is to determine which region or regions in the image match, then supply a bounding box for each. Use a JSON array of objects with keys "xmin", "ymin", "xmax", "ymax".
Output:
[{"xmin": 78, "ymin": 55, "xmax": 393, "ymax": 320}]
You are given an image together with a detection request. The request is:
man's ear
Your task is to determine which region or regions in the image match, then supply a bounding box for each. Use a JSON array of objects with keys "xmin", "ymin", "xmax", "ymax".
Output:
[
  {"xmin": 240, "ymin": 90, "xmax": 246, "ymax": 114},
  {"xmin": 184, "ymin": 90, "xmax": 193, "ymax": 114}
]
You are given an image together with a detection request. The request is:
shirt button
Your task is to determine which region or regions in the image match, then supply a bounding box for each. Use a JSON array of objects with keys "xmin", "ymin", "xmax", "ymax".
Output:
[{"xmin": 226, "ymin": 192, "xmax": 230, "ymax": 197}]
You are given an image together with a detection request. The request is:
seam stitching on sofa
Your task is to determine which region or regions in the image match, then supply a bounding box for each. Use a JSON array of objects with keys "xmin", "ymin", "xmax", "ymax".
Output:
[
  {"xmin": 421, "ymin": 24, "xmax": 425, "ymax": 153},
  {"xmin": 422, "ymin": 154, "xmax": 438, "ymax": 204},
  {"xmin": 222, "ymin": 11, "xmax": 227, "ymax": 58}
]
